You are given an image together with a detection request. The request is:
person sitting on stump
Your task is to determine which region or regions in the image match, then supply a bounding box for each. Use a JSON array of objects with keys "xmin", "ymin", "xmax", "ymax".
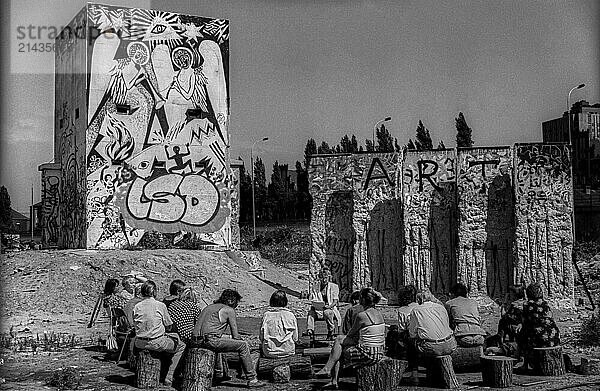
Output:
[
  {"xmin": 497, "ymin": 284, "xmax": 526, "ymax": 343},
  {"xmin": 306, "ymin": 269, "xmax": 341, "ymax": 340},
  {"xmin": 119, "ymin": 271, "xmax": 147, "ymax": 301},
  {"xmin": 191, "ymin": 289, "xmax": 265, "ymax": 388},
  {"xmin": 408, "ymin": 290, "xmax": 457, "ymax": 383},
  {"xmin": 315, "ymin": 287, "xmax": 386, "ymax": 389},
  {"xmin": 518, "ymin": 283, "xmax": 560, "ymax": 368},
  {"xmin": 386, "ymin": 285, "xmax": 418, "ymax": 383},
  {"xmin": 445, "ymin": 283, "xmax": 486, "ymax": 347},
  {"xmin": 260, "ymin": 290, "xmax": 298, "ymax": 358},
  {"xmin": 103, "ymin": 278, "xmax": 128, "ymax": 310},
  {"xmin": 163, "ymin": 279, "xmax": 186, "ymax": 309},
  {"xmin": 342, "ymin": 291, "xmax": 363, "ymax": 335},
  {"xmin": 133, "ymin": 280, "xmax": 186, "ymax": 388},
  {"xmin": 168, "ymin": 287, "xmax": 203, "ymax": 345}
]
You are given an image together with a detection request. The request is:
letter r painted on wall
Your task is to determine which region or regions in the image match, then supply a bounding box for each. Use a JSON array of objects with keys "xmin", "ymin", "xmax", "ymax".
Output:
[{"xmin": 417, "ymin": 159, "xmax": 440, "ymax": 192}]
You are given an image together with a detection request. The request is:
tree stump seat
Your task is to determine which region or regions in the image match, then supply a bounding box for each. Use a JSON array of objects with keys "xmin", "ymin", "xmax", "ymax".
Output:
[
  {"xmin": 426, "ymin": 355, "xmax": 460, "ymax": 389},
  {"xmin": 181, "ymin": 347, "xmax": 215, "ymax": 391},
  {"xmin": 450, "ymin": 345, "xmax": 483, "ymax": 371},
  {"xmin": 480, "ymin": 355, "xmax": 516, "ymax": 388},
  {"xmin": 356, "ymin": 357, "xmax": 408, "ymax": 391},
  {"xmin": 532, "ymin": 346, "xmax": 565, "ymax": 376},
  {"xmin": 257, "ymin": 354, "xmax": 313, "ymax": 381},
  {"xmin": 135, "ymin": 349, "xmax": 161, "ymax": 389}
]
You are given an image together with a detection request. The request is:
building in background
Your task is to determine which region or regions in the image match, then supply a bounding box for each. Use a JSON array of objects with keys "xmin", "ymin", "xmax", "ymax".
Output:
[{"xmin": 542, "ymin": 100, "xmax": 600, "ymax": 241}]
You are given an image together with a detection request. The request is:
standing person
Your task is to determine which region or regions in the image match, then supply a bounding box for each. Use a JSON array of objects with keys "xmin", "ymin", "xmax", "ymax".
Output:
[
  {"xmin": 307, "ymin": 269, "xmax": 342, "ymax": 340},
  {"xmin": 518, "ymin": 283, "xmax": 560, "ymax": 368},
  {"xmin": 260, "ymin": 290, "xmax": 298, "ymax": 358},
  {"xmin": 163, "ymin": 279, "xmax": 186, "ymax": 308},
  {"xmin": 409, "ymin": 291, "xmax": 457, "ymax": 371},
  {"xmin": 445, "ymin": 283, "xmax": 486, "ymax": 347},
  {"xmin": 191, "ymin": 289, "xmax": 265, "ymax": 388},
  {"xmin": 133, "ymin": 281, "xmax": 186, "ymax": 388},
  {"xmin": 342, "ymin": 291, "xmax": 363, "ymax": 335},
  {"xmin": 315, "ymin": 288, "xmax": 385, "ymax": 389},
  {"xmin": 168, "ymin": 287, "xmax": 203, "ymax": 344}
]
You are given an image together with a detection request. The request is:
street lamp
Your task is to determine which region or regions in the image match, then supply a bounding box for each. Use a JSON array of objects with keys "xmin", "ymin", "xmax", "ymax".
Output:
[
  {"xmin": 567, "ymin": 83, "xmax": 585, "ymax": 145},
  {"xmin": 251, "ymin": 136, "xmax": 269, "ymax": 239},
  {"xmin": 372, "ymin": 116, "xmax": 392, "ymax": 151}
]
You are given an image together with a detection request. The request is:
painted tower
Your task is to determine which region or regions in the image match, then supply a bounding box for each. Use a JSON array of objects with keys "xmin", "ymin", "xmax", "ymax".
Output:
[{"xmin": 40, "ymin": 4, "xmax": 238, "ymax": 249}]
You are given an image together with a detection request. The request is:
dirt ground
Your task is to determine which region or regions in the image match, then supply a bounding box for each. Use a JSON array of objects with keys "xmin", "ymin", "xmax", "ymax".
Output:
[{"xmin": 1, "ymin": 247, "xmax": 599, "ymax": 390}]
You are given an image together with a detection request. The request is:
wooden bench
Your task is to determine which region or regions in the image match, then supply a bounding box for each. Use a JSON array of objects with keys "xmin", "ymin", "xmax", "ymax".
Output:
[
  {"xmin": 480, "ymin": 355, "xmax": 516, "ymax": 388},
  {"xmin": 426, "ymin": 355, "xmax": 460, "ymax": 389},
  {"xmin": 135, "ymin": 350, "xmax": 161, "ymax": 389},
  {"xmin": 257, "ymin": 355, "xmax": 313, "ymax": 382},
  {"xmin": 356, "ymin": 358, "xmax": 408, "ymax": 391},
  {"xmin": 181, "ymin": 347, "xmax": 215, "ymax": 391},
  {"xmin": 532, "ymin": 346, "xmax": 565, "ymax": 376}
]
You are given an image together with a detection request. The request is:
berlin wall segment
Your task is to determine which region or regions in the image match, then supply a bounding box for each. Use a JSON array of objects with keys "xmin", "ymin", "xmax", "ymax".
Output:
[
  {"xmin": 45, "ymin": 4, "xmax": 239, "ymax": 249},
  {"xmin": 308, "ymin": 145, "xmax": 575, "ymax": 303}
]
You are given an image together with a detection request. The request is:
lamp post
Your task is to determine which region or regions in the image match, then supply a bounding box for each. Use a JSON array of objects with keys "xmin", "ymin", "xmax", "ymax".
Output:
[
  {"xmin": 372, "ymin": 116, "xmax": 392, "ymax": 151},
  {"xmin": 567, "ymin": 83, "xmax": 585, "ymax": 145},
  {"xmin": 251, "ymin": 137, "xmax": 269, "ymax": 239}
]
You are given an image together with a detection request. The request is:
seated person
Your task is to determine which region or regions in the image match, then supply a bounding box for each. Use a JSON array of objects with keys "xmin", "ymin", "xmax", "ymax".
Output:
[
  {"xmin": 260, "ymin": 290, "xmax": 298, "ymax": 359},
  {"xmin": 307, "ymin": 269, "xmax": 341, "ymax": 340},
  {"xmin": 163, "ymin": 279, "xmax": 186, "ymax": 309},
  {"xmin": 168, "ymin": 287, "xmax": 203, "ymax": 345},
  {"xmin": 103, "ymin": 278, "xmax": 128, "ymax": 310},
  {"xmin": 342, "ymin": 291, "xmax": 362, "ymax": 335},
  {"xmin": 133, "ymin": 281, "xmax": 186, "ymax": 388},
  {"xmin": 518, "ymin": 283, "xmax": 560, "ymax": 367},
  {"xmin": 409, "ymin": 291, "xmax": 457, "ymax": 359},
  {"xmin": 483, "ymin": 334, "xmax": 520, "ymax": 359},
  {"xmin": 119, "ymin": 271, "xmax": 147, "ymax": 301},
  {"xmin": 497, "ymin": 285, "xmax": 526, "ymax": 343},
  {"xmin": 386, "ymin": 285, "xmax": 419, "ymax": 383},
  {"xmin": 315, "ymin": 288, "xmax": 385, "ymax": 389},
  {"xmin": 191, "ymin": 289, "xmax": 265, "ymax": 388},
  {"xmin": 445, "ymin": 283, "xmax": 486, "ymax": 347}
]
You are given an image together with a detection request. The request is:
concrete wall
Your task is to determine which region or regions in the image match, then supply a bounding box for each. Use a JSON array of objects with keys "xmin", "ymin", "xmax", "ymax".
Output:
[
  {"xmin": 309, "ymin": 145, "xmax": 575, "ymax": 303},
  {"xmin": 49, "ymin": 4, "xmax": 236, "ymax": 249},
  {"xmin": 38, "ymin": 163, "xmax": 61, "ymax": 248},
  {"xmin": 514, "ymin": 143, "xmax": 574, "ymax": 302}
]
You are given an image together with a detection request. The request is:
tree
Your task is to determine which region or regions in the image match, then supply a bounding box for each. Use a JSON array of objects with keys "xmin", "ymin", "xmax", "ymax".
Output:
[
  {"xmin": 267, "ymin": 161, "xmax": 285, "ymax": 221},
  {"xmin": 350, "ymin": 135, "xmax": 359, "ymax": 152},
  {"xmin": 238, "ymin": 159, "xmax": 253, "ymax": 222},
  {"xmin": 376, "ymin": 123, "xmax": 395, "ymax": 152},
  {"xmin": 456, "ymin": 112, "xmax": 474, "ymax": 147},
  {"xmin": 304, "ymin": 138, "xmax": 317, "ymax": 168},
  {"xmin": 317, "ymin": 141, "xmax": 333, "ymax": 154},
  {"xmin": 394, "ymin": 138, "xmax": 401, "ymax": 152},
  {"xmin": 295, "ymin": 161, "xmax": 311, "ymax": 220},
  {"xmin": 365, "ymin": 139, "xmax": 374, "ymax": 152},
  {"xmin": 406, "ymin": 139, "xmax": 417, "ymax": 150},
  {"xmin": 415, "ymin": 120, "xmax": 433, "ymax": 151},
  {"xmin": 253, "ymin": 157, "xmax": 267, "ymax": 221},
  {"xmin": 438, "ymin": 140, "xmax": 446, "ymax": 149},
  {"xmin": 339, "ymin": 134, "xmax": 353, "ymax": 153},
  {"xmin": 0, "ymin": 186, "xmax": 12, "ymax": 233}
]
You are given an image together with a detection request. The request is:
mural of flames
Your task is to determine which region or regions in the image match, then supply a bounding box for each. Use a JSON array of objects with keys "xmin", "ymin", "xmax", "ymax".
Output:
[{"xmin": 104, "ymin": 115, "xmax": 134, "ymax": 163}]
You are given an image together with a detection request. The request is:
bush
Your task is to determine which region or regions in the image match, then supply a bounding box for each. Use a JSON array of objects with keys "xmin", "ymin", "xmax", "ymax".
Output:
[
  {"xmin": 579, "ymin": 313, "xmax": 600, "ymax": 346},
  {"xmin": 47, "ymin": 368, "xmax": 81, "ymax": 390}
]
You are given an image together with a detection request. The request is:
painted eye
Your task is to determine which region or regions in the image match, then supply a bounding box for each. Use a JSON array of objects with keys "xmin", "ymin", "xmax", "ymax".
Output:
[
  {"xmin": 151, "ymin": 24, "xmax": 166, "ymax": 34},
  {"xmin": 138, "ymin": 161, "xmax": 149, "ymax": 169}
]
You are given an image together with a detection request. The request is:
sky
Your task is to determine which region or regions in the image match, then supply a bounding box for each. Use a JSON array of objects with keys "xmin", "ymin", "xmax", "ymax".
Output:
[{"xmin": 0, "ymin": 0, "xmax": 599, "ymax": 214}]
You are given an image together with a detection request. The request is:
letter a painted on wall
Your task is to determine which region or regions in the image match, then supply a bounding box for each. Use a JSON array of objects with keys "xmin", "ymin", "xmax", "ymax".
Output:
[{"xmin": 363, "ymin": 157, "xmax": 394, "ymax": 190}]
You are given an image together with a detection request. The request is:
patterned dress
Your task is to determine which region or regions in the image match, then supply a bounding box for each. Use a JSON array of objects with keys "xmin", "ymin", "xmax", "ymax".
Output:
[{"xmin": 518, "ymin": 299, "xmax": 560, "ymax": 358}]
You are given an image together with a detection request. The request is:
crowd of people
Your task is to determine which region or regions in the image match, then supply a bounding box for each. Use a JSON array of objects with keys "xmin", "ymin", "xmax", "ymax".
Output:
[{"xmin": 98, "ymin": 269, "xmax": 561, "ymax": 389}]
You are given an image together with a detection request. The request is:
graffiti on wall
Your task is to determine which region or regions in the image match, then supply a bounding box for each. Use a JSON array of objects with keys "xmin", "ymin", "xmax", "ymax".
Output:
[
  {"xmin": 325, "ymin": 191, "xmax": 355, "ymax": 300},
  {"xmin": 80, "ymin": 4, "xmax": 231, "ymax": 248},
  {"xmin": 457, "ymin": 148, "xmax": 514, "ymax": 299},
  {"xmin": 353, "ymin": 153, "xmax": 402, "ymax": 302},
  {"xmin": 514, "ymin": 144, "xmax": 574, "ymax": 298},
  {"xmin": 402, "ymin": 150, "xmax": 457, "ymax": 293},
  {"xmin": 41, "ymin": 170, "xmax": 61, "ymax": 247}
]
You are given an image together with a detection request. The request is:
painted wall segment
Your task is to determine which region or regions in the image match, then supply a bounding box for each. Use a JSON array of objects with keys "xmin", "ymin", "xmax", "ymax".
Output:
[
  {"xmin": 514, "ymin": 143, "xmax": 574, "ymax": 300},
  {"xmin": 457, "ymin": 147, "xmax": 514, "ymax": 299}
]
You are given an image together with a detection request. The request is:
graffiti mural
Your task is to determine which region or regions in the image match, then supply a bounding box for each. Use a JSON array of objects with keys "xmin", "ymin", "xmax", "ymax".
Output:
[
  {"xmin": 402, "ymin": 150, "xmax": 457, "ymax": 293},
  {"xmin": 325, "ymin": 191, "xmax": 355, "ymax": 301},
  {"xmin": 457, "ymin": 147, "xmax": 514, "ymax": 299},
  {"xmin": 514, "ymin": 144, "xmax": 574, "ymax": 300},
  {"xmin": 353, "ymin": 153, "xmax": 402, "ymax": 302},
  {"xmin": 69, "ymin": 4, "xmax": 232, "ymax": 248},
  {"xmin": 39, "ymin": 164, "xmax": 61, "ymax": 248}
]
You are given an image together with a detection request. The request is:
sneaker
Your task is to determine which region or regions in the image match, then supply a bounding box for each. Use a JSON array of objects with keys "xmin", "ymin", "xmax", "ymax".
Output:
[{"xmin": 247, "ymin": 379, "xmax": 266, "ymax": 388}]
